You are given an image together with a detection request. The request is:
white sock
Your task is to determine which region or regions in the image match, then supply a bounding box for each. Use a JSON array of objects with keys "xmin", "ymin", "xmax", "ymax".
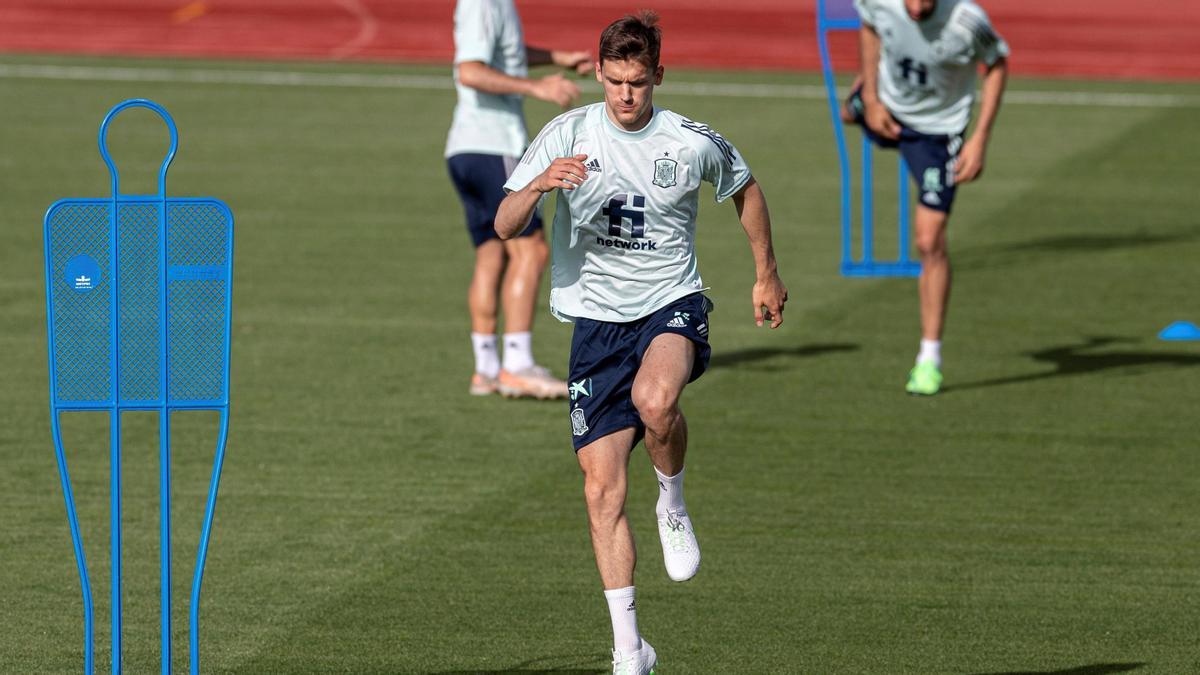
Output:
[
  {"xmin": 917, "ymin": 339, "xmax": 941, "ymax": 367},
  {"xmin": 603, "ymin": 586, "xmax": 642, "ymax": 653},
  {"xmin": 502, "ymin": 331, "xmax": 534, "ymax": 372},
  {"xmin": 654, "ymin": 466, "xmax": 686, "ymax": 514},
  {"xmin": 471, "ymin": 333, "xmax": 499, "ymax": 378}
]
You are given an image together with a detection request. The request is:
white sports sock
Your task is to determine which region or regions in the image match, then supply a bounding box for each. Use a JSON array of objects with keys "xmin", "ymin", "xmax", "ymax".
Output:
[
  {"xmin": 603, "ymin": 586, "xmax": 642, "ymax": 653},
  {"xmin": 502, "ymin": 331, "xmax": 534, "ymax": 372},
  {"xmin": 654, "ymin": 466, "xmax": 686, "ymax": 514},
  {"xmin": 917, "ymin": 339, "xmax": 941, "ymax": 367},
  {"xmin": 471, "ymin": 333, "xmax": 499, "ymax": 378}
]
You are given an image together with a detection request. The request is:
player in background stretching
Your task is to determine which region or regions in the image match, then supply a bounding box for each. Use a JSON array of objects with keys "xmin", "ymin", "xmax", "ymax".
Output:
[
  {"xmin": 843, "ymin": 0, "xmax": 1008, "ymax": 395},
  {"xmin": 446, "ymin": 0, "xmax": 592, "ymax": 399},
  {"xmin": 496, "ymin": 12, "xmax": 788, "ymax": 674}
]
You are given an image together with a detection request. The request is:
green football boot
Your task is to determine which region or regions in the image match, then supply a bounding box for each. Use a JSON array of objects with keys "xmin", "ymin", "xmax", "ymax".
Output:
[{"xmin": 906, "ymin": 361, "xmax": 943, "ymax": 395}]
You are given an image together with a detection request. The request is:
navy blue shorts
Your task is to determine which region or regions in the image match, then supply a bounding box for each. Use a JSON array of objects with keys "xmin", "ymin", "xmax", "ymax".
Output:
[
  {"xmin": 447, "ymin": 153, "xmax": 544, "ymax": 247},
  {"xmin": 846, "ymin": 87, "xmax": 964, "ymax": 213},
  {"xmin": 566, "ymin": 293, "xmax": 713, "ymax": 452}
]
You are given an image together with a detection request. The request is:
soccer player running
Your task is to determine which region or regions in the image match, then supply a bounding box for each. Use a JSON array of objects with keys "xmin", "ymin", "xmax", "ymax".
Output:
[
  {"xmin": 446, "ymin": 0, "xmax": 593, "ymax": 399},
  {"xmin": 843, "ymin": 0, "xmax": 1009, "ymax": 395},
  {"xmin": 495, "ymin": 12, "xmax": 788, "ymax": 674}
]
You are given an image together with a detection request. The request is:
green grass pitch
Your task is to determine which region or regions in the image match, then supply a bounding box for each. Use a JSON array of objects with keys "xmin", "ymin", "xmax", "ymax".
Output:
[{"xmin": 1, "ymin": 55, "xmax": 1198, "ymax": 673}]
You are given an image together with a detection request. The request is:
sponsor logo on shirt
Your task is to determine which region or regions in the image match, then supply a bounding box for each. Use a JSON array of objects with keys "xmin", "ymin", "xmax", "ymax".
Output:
[{"xmin": 595, "ymin": 236, "xmax": 658, "ymax": 251}]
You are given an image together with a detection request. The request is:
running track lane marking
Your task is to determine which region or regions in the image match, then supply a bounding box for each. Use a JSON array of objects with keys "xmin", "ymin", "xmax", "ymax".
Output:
[
  {"xmin": 1, "ymin": 63, "xmax": 1198, "ymax": 109},
  {"xmin": 329, "ymin": 0, "xmax": 379, "ymax": 61}
]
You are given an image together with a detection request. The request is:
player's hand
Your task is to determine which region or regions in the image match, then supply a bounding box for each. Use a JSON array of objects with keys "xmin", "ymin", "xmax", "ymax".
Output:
[
  {"xmin": 532, "ymin": 154, "xmax": 589, "ymax": 193},
  {"xmin": 753, "ymin": 274, "xmax": 788, "ymax": 329},
  {"xmin": 955, "ymin": 135, "xmax": 987, "ymax": 183},
  {"xmin": 864, "ymin": 101, "xmax": 902, "ymax": 140},
  {"xmin": 531, "ymin": 73, "xmax": 581, "ymax": 108},
  {"xmin": 557, "ymin": 51, "xmax": 594, "ymax": 76}
]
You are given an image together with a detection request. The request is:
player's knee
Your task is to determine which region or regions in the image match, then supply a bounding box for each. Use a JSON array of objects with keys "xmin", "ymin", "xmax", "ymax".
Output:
[
  {"xmin": 632, "ymin": 386, "xmax": 678, "ymax": 432},
  {"xmin": 915, "ymin": 231, "xmax": 947, "ymax": 259},
  {"xmin": 583, "ymin": 473, "xmax": 625, "ymax": 516}
]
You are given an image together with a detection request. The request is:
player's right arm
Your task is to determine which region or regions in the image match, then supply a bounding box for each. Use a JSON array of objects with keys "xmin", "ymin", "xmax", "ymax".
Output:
[
  {"xmin": 457, "ymin": 62, "xmax": 582, "ymax": 109},
  {"xmin": 526, "ymin": 46, "xmax": 593, "ymax": 76},
  {"xmin": 453, "ymin": 0, "xmax": 580, "ymax": 108},
  {"xmin": 495, "ymin": 154, "xmax": 589, "ymax": 239},
  {"xmin": 732, "ymin": 178, "xmax": 788, "ymax": 329},
  {"xmin": 858, "ymin": 23, "xmax": 902, "ymax": 140}
]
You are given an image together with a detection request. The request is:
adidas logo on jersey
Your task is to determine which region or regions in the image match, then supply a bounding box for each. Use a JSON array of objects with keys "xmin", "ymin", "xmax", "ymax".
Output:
[{"xmin": 585, "ymin": 158, "xmax": 602, "ymax": 173}]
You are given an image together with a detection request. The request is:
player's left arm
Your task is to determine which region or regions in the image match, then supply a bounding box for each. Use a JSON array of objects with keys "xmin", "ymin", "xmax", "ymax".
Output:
[
  {"xmin": 526, "ymin": 46, "xmax": 593, "ymax": 75},
  {"xmin": 732, "ymin": 177, "xmax": 788, "ymax": 329},
  {"xmin": 956, "ymin": 56, "xmax": 1008, "ymax": 184}
]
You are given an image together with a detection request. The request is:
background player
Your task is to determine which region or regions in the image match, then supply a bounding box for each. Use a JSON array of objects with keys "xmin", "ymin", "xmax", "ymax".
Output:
[
  {"xmin": 844, "ymin": 0, "xmax": 1009, "ymax": 394},
  {"xmin": 446, "ymin": 0, "xmax": 592, "ymax": 399},
  {"xmin": 495, "ymin": 12, "xmax": 788, "ymax": 674}
]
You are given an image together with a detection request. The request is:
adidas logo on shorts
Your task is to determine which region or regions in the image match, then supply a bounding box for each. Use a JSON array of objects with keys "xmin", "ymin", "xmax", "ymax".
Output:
[{"xmin": 666, "ymin": 311, "xmax": 689, "ymax": 329}]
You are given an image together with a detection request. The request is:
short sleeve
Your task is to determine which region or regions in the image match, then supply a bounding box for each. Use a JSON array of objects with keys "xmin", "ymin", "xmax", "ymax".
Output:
[
  {"xmin": 454, "ymin": 0, "xmax": 496, "ymax": 64},
  {"xmin": 955, "ymin": 3, "xmax": 1009, "ymax": 66},
  {"xmin": 852, "ymin": 0, "xmax": 876, "ymax": 27},
  {"xmin": 682, "ymin": 119, "xmax": 752, "ymax": 204},
  {"xmin": 504, "ymin": 118, "xmax": 570, "ymax": 193}
]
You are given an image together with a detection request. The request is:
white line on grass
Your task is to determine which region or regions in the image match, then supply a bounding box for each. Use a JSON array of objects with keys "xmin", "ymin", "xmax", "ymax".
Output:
[{"xmin": 1, "ymin": 62, "xmax": 1198, "ymax": 108}]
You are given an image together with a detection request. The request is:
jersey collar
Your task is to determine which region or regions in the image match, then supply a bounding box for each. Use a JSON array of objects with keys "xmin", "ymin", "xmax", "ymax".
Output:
[{"xmin": 602, "ymin": 106, "xmax": 662, "ymax": 141}]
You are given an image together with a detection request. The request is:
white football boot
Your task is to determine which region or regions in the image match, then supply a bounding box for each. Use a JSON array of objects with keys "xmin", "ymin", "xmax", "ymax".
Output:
[
  {"xmin": 612, "ymin": 639, "xmax": 657, "ymax": 675},
  {"xmin": 657, "ymin": 508, "xmax": 700, "ymax": 582}
]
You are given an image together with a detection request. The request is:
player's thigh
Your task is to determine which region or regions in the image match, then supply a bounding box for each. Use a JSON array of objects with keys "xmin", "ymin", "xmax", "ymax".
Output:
[
  {"xmin": 578, "ymin": 422, "xmax": 638, "ymax": 485},
  {"xmin": 913, "ymin": 205, "xmax": 950, "ymax": 254},
  {"xmin": 899, "ymin": 132, "xmax": 960, "ymax": 213},
  {"xmin": 472, "ymin": 239, "xmax": 506, "ymax": 280},
  {"xmin": 631, "ymin": 333, "xmax": 695, "ymax": 414},
  {"xmin": 569, "ymin": 320, "xmax": 642, "ymax": 452},
  {"xmin": 501, "ymin": 228, "xmax": 548, "ymax": 264}
]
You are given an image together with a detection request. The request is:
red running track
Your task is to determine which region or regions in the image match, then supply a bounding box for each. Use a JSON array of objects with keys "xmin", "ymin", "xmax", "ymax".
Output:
[{"xmin": 0, "ymin": 0, "xmax": 1197, "ymax": 80}]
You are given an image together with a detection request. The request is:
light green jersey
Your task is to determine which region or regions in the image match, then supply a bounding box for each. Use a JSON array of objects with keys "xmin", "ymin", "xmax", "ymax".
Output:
[
  {"xmin": 855, "ymin": 0, "xmax": 1009, "ymax": 135},
  {"xmin": 445, "ymin": 0, "xmax": 528, "ymax": 158},
  {"xmin": 505, "ymin": 103, "xmax": 751, "ymax": 323}
]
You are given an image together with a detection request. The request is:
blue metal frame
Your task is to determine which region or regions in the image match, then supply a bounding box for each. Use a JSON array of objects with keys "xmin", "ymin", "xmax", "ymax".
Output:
[
  {"xmin": 43, "ymin": 99, "xmax": 234, "ymax": 674},
  {"xmin": 817, "ymin": 0, "xmax": 921, "ymax": 277}
]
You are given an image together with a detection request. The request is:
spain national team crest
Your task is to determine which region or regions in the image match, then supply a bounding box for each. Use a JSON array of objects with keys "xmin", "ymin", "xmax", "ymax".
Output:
[
  {"xmin": 570, "ymin": 408, "xmax": 589, "ymax": 436},
  {"xmin": 653, "ymin": 157, "xmax": 678, "ymax": 188}
]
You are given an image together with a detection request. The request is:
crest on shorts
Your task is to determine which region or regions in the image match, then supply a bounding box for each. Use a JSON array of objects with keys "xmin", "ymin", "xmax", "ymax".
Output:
[
  {"xmin": 653, "ymin": 157, "xmax": 678, "ymax": 188},
  {"xmin": 570, "ymin": 408, "xmax": 589, "ymax": 436},
  {"xmin": 922, "ymin": 167, "xmax": 942, "ymax": 193}
]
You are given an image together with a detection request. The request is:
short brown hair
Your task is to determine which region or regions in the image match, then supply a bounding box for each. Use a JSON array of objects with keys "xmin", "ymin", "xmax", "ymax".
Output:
[{"xmin": 598, "ymin": 10, "xmax": 662, "ymax": 70}]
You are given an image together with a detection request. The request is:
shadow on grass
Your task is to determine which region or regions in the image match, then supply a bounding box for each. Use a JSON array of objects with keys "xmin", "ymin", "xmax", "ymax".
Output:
[
  {"xmin": 944, "ymin": 336, "xmax": 1200, "ymax": 393},
  {"xmin": 957, "ymin": 227, "xmax": 1200, "ymax": 271},
  {"xmin": 431, "ymin": 671, "xmax": 602, "ymax": 674},
  {"xmin": 999, "ymin": 231, "xmax": 1196, "ymax": 253},
  {"xmin": 710, "ymin": 342, "xmax": 859, "ymax": 369},
  {"xmin": 971, "ymin": 661, "xmax": 1146, "ymax": 675},
  {"xmin": 428, "ymin": 652, "xmax": 606, "ymax": 674}
]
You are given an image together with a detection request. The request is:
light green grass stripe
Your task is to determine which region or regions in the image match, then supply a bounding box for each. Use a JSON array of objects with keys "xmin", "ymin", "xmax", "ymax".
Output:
[{"xmin": 2, "ymin": 62, "xmax": 1199, "ymax": 108}]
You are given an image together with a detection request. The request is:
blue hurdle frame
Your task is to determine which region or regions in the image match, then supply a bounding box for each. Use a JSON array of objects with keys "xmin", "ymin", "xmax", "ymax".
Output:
[
  {"xmin": 43, "ymin": 99, "xmax": 233, "ymax": 674},
  {"xmin": 817, "ymin": 0, "xmax": 921, "ymax": 277}
]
